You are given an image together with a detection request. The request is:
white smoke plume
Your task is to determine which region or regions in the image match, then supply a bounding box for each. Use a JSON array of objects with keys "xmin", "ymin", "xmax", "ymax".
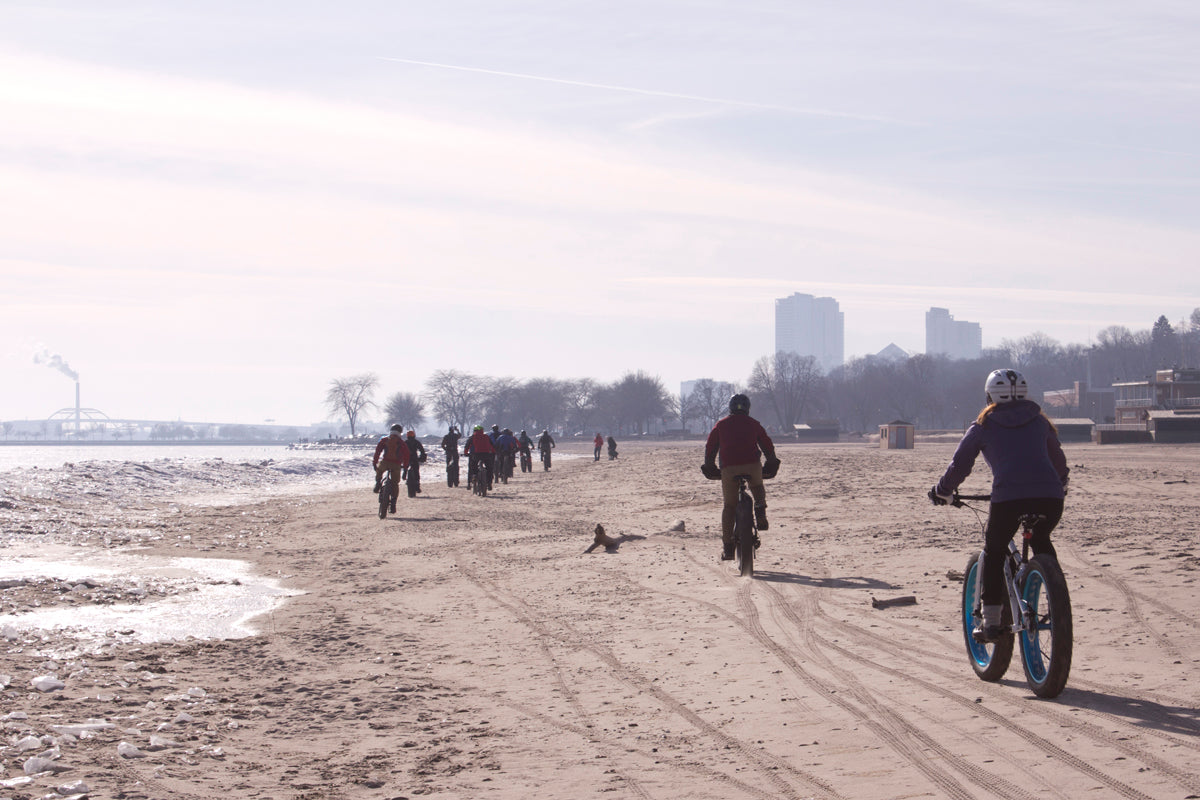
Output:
[{"xmin": 33, "ymin": 349, "xmax": 79, "ymax": 381}]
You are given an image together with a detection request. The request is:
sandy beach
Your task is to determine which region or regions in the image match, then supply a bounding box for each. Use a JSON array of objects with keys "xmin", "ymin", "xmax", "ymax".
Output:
[{"xmin": 1, "ymin": 439, "xmax": 1198, "ymax": 799}]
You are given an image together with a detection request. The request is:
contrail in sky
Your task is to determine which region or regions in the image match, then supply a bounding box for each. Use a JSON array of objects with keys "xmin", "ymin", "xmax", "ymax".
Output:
[{"xmin": 378, "ymin": 57, "xmax": 896, "ymax": 124}]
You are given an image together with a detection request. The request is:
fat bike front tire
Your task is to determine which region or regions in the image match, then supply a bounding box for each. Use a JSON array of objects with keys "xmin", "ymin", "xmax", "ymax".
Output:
[
  {"xmin": 962, "ymin": 552, "xmax": 1014, "ymax": 682},
  {"xmin": 733, "ymin": 497, "xmax": 755, "ymax": 577},
  {"xmin": 1018, "ymin": 554, "xmax": 1073, "ymax": 698}
]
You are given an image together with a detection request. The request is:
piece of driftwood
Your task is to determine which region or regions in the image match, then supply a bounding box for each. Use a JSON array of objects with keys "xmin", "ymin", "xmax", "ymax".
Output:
[
  {"xmin": 583, "ymin": 524, "xmax": 645, "ymax": 554},
  {"xmin": 871, "ymin": 595, "xmax": 918, "ymax": 609},
  {"xmin": 946, "ymin": 569, "xmax": 964, "ymax": 582}
]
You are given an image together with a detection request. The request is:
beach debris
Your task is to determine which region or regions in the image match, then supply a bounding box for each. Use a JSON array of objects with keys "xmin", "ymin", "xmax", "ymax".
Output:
[
  {"xmin": 1165, "ymin": 479, "xmax": 1188, "ymax": 484},
  {"xmin": 50, "ymin": 720, "xmax": 116, "ymax": 737},
  {"xmin": 946, "ymin": 570, "xmax": 964, "ymax": 582},
  {"xmin": 23, "ymin": 755, "xmax": 71, "ymax": 775},
  {"xmin": 871, "ymin": 595, "xmax": 918, "ymax": 609},
  {"xmin": 117, "ymin": 741, "xmax": 147, "ymax": 759},
  {"xmin": 57, "ymin": 780, "xmax": 90, "ymax": 797},
  {"xmin": 669, "ymin": 520, "xmax": 686, "ymax": 532},
  {"xmin": 31, "ymin": 675, "xmax": 65, "ymax": 692}
]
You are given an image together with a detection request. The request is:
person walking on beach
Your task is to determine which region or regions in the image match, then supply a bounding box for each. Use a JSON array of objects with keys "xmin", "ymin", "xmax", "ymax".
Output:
[
  {"xmin": 701, "ymin": 394, "xmax": 780, "ymax": 561},
  {"xmin": 372, "ymin": 424, "xmax": 411, "ymax": 513},
  {"xmin": 593, "ymin": 433, "xmax": 604, "ymax": 461},
  {"xmin": 929, "ymin": 368, "xmax": 1069, "ymax": 643},
  {"xmin": 607, "ymin": 436, "xmax": 618, "ymax": 460}
]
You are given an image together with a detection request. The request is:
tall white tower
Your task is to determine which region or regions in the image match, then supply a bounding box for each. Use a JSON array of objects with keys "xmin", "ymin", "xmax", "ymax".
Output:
[{"xmin": 774, "ymin": 292, "xmax": 844, "ymax": 373}]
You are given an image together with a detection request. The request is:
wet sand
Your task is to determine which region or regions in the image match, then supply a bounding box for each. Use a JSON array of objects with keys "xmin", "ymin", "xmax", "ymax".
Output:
[{"xmin": 1, "ymin": 440, "xmax": 1198, "ymax": 799}]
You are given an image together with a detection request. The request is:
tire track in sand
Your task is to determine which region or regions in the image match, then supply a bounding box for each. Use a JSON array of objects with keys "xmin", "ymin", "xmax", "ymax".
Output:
[{"xmin": 457, "ymin": 559, "xmax": 841, "ymax": 800}]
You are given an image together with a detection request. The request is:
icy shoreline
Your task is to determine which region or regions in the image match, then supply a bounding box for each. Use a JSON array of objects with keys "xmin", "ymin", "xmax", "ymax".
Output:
[{"xmin": 0, "ymin": 453, "xmax": 369, "ymax": 653}]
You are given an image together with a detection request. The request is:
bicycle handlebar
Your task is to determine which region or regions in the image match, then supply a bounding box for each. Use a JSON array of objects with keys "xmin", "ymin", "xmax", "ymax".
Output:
[{"xmin": 952, "ymin": 493, "xmax": 991, "ymax": 506}]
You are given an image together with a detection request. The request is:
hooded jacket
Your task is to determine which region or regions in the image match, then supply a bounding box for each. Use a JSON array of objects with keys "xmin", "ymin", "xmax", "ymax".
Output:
[{"xmin": 935, "ymin": 399, "xmax": 1069, "ymax": 503}]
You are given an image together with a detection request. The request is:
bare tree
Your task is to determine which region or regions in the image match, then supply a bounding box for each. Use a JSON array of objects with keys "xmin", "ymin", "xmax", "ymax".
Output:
[
  {"xmin": 517, "ymin": 377, "xmax": 570, "ymax": 433},
  {"xmin": 562, "ymin": 378, "xmax": 599, "ymax": 434},
  {"xmin": 685, "ymin": 379, "xmax": 736, "ymax": 432},
  {"xmin": 481, "ymin": 377, "xmax": 521, "ymax": 428},
  {"xmin": 383, "ymin": 391, "xmax": 425, "ymax": 431},
  {"xmin": 748, "ymin": 352, "xmax": 823, "ymax": 431},
  {"xmin": 424, "ymin": 370, "xmax": 488, "ymax": 433},
  {"xmin": 325, "ymin": 373, "xmax": 378, "ymax": 437},
  {"xmin": 600, "ymin": 371, "xmax": 677, "ymax": 434}
]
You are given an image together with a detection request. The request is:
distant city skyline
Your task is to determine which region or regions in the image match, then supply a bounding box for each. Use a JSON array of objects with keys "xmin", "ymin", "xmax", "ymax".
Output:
[
  {"xmin": 775, "ymin": 293, "xmax": 845, "ymax": 374},
  {"xmin": 926, "ymin": 307, "xmax": 983, "ymax": 360}
]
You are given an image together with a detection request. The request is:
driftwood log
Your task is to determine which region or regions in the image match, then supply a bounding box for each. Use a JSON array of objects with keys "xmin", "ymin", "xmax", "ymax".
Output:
[
  {"xmin": 583, "ymin": 524, "xmax": 645, "ymax": 554},
  {"xmin": 871, "ymin": 595, "xmax": 918, "ymax": 609}
]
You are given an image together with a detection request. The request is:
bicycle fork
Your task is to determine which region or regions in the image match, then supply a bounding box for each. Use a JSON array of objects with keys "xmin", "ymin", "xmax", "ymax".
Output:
[{"xmin": 972, "ymin": 544, "xmax": 1031, "ymax": 636}]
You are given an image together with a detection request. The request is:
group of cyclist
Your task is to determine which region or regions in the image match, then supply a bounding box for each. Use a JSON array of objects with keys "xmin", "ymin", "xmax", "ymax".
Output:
[
  {"xmin": 431, "ymin": 424, "xmax": 557, "ymax": 492},
  {"xmin": 374, "ymin": 367, "xmax": 1066, "ymax": 645}
]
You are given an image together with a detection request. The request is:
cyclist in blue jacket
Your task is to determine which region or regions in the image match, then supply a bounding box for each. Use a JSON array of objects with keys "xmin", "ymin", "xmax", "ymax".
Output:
[{"xmin": 930, "ymin": 369, "xmax": 1070, "ymax": 642}]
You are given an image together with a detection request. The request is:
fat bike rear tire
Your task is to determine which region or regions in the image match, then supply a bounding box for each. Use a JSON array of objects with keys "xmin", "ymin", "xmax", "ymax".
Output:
[
  {"xmin": 962, "ymin": 552, "xmax": 1013, "ymax": 682},
  {"xmin": 733, "ymin": 497, "xmax": 755, "ymax": 578},
  {"xmin": 1018, "ymin": 554, "xmax": 1073, "ymax": 698}
]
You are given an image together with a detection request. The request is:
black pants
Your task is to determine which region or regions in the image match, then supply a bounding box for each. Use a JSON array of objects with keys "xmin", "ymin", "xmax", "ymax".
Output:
[{"xmin": 982, "ymin": 498, "xmax": 1063, "ymax": 605}]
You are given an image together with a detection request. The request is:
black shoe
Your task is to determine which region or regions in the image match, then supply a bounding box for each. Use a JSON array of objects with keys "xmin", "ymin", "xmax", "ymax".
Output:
[
  {"xmin": 390, "ymin": 503, "xmax": 397, "ymax": 513},
  {"xmin": 755, "ymin": 507, "xmax": 769, "ymax": 530},
  {"xmin": 972, "ymin": 624, "xmax": 1005, "ymax": 644},
  {"xmin": 373, "ymin": 481, "xmax": 381, "ymax": 494},
  {"xmin": 721, "ymin": 543, "xmax": 735, "ymax": 561}
]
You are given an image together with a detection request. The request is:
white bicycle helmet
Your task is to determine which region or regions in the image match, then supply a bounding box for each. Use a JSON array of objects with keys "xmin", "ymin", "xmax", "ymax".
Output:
[{"xmin": 984, "ymin": 369, "xmax": 1028, "ymax": 404}]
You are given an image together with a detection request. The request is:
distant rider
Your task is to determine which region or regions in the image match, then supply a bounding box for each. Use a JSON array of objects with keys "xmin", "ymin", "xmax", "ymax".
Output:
[
  {"xmin": 404, "ymin": 430, "xmax": 427, "ymax": 493},
  {"xmin": 702, "ymin": 394, "xmax": 780, "ymax": 561},
  {"xmin": 495, "ymin": 428, "xmax": 519, "ymax": 479},
  {"xmin": 538, "ymin": 429, "xmax": 556, "ymax": 469},
  {"xmin": 929, "ymin": 369, "xmax": 1069, "ymax": 643},
  {"xmin": 607, "ymin": 436, "xmax": 618, "ymax": 460},
  {"xmin": 441, "ymin": 426, "xmax": 461, "ymax": 486},
  {"xmin": 463, "ymin": 424, "xmax": 496, "ymax": 490},
  {"xmin": 518, "ymin": 429, "xmax": 535, "ymax": 471},
  {"xmin": 373, "ymin": 424, "xmax": 412, "ymax": 513}
]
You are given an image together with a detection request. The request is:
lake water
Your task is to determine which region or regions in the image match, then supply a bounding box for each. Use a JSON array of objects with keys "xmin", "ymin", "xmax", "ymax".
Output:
[{"xmin": 0, "ymin": 443, "xmax": 363, "ymax": 472}]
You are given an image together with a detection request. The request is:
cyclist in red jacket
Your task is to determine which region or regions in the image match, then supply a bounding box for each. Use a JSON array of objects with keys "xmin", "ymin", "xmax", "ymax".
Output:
[
  {"xmin": 463, "ymin": 424, "xmax": 496, "ymax": 490},
  {"xmin": 702, "ymin": 394, "xmax": 780, "ymax": 560},
  {"xmin": 373, "ymin": 425, "xmax": 411, "ymax": 512}
]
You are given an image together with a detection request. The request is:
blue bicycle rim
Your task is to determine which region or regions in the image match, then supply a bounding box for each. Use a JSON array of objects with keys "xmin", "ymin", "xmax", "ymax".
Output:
[{"xmin": 1020, "ymin": 569, "xmax": 1051, "ymax": 685}]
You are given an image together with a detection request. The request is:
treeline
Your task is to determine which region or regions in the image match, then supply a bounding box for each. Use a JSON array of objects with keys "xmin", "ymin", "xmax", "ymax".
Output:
[
  {"xmin": 326, "ymin": 370, "xmax": 678, "ymax": 437},
  {"xmin": 326, "ymin": 313, "xmax": 1199, "ymax": 436}
]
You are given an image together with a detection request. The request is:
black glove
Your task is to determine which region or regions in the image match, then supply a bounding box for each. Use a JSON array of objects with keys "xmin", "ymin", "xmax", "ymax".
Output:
[
  {"xmin": 701, "ymin": 462, "xmax": 721, "ymax": 480},
  {"xmin": 928, "ymin": 485, "xmax": 951, "ymax": 506},
  {"xmin": 761, "ymin": 457, "xmax": 781, "ymax": 479}
]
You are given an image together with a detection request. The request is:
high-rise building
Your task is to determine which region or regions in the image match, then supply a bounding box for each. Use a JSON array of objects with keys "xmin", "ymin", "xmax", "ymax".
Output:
[
  {"xmin": 774, "ymin": 292, "xmax": 844, "ymax": 373},
  {"xmin": 926, "ymin": 307, "xmax": 982, "ymax": 360}
]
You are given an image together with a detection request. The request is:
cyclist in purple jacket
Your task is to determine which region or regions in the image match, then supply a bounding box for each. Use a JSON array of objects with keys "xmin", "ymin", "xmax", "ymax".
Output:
[{"xmin": 930, "ymin": 369, "xmax": 1070, "ymax": 642}]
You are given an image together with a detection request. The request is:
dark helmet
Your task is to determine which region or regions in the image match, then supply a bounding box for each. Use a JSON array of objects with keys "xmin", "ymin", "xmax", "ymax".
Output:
[
  {"xmin": 389, "ymin": 423, "xmax": 403, "ymax": 434},
  {"xmin": 729, "ymin": 393, "xmax": 751, "ymax": 415}
]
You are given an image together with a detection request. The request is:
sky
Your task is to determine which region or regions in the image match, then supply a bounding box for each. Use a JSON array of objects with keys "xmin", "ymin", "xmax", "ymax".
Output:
[{"xmin": 2, "ymin": 1, "xmax": 1199, "ymax": 426}]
